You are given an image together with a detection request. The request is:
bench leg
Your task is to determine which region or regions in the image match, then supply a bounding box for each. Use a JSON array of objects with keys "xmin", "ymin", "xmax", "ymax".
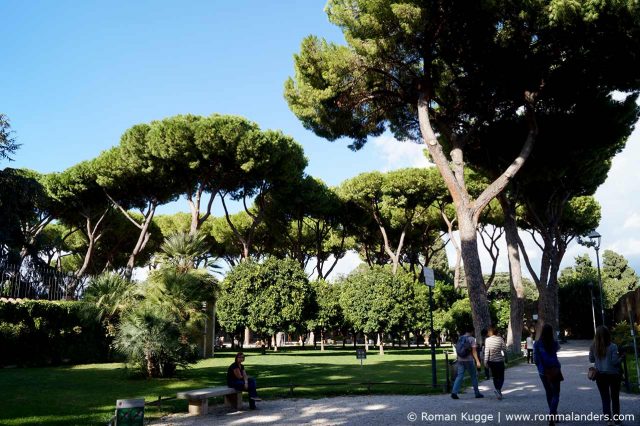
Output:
[
  {"xmin": 224, "ymin": 392, "xmax": 242, "ymax": 410},
  {"xmin": 187, "ymin": 398, "xmax": 208, "ymax": 416}
]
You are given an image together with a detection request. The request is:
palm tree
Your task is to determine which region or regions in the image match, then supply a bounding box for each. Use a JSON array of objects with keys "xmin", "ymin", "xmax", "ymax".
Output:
[
  {"xmin": 156, "ymin": 231, "xmax": 214, "ymax": 273},
  {"xmin": 83, "ymin": 272, "xmax": 137, "ymax": 335}
]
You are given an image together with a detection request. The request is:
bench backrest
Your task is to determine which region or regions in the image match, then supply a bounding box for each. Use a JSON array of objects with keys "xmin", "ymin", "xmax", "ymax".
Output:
[{"xmin": 115, "ymin": 399, "xmax": 145, "ymax": 426}]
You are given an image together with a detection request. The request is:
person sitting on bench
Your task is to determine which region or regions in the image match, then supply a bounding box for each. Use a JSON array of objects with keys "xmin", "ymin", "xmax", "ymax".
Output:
[{"xmin": 227, "ymin": 352, "xmax": 261, "ymax": 409}]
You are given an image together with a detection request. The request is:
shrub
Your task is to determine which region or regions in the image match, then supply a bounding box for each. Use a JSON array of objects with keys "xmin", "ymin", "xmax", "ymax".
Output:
[
  {"xmin": 114, "ymin": 303, "xmax": 198, "ymax": 378},
  {"xmin": 0, "ymin": 300, "xmax": 109, "ymax": 366}
]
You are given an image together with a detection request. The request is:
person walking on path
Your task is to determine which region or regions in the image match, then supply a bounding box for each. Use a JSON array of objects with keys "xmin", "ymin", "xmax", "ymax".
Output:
[
  {"xmin": 451, "ymin": 327, "xmax": 484, "ymax": 399},
  {"xmin": 534, "ymin": 324, "xmax": 563, "ymax": 426},
  {"xmin": 227, "ymin": 352, "xmax": 262, "ymax": 410},
  {"xmin": 590, "ymin": 326, "xmax": 624, "ymax": 425},
  {"xmin": 484, "ymin": 326, "xmax": 507, "ymax": 400},
  {"xmin": 526, "ymin": 335, "xmax": 534, "ymax": 364}
]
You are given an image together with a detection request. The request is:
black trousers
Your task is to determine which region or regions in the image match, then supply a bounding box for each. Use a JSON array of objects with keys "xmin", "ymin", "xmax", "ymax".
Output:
[
  {"xmin": 595, "ymin": 373, "xmax": 621, "ymax": 421},
  {"xmin": 487, "ymin": 360, "xmax": 505, "ymax": 391}
]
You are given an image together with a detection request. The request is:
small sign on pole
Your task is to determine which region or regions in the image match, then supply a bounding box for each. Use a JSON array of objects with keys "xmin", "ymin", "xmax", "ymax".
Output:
[
  {"xmin": 356, "ymin": 348, "xmax": 367, "ymax": 367},
  {"xmin": 423, "ymin": 266, "xmax": 435, "ymax": 287}
]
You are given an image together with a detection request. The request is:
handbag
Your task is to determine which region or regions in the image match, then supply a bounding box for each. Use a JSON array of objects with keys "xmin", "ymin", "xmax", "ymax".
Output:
[
  {"xmin": 544, "ymin": 366, "xmax": 564, "ymax": 382},
  {"xmin": 588, "ymin": 366, "xmax": 598, "ymax": 381}
]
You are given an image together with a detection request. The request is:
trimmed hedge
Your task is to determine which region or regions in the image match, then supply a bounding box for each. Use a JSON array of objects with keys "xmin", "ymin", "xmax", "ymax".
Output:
[{"xmin": 0, "ymin": 300, "xmax": 110, "ymax": 367}]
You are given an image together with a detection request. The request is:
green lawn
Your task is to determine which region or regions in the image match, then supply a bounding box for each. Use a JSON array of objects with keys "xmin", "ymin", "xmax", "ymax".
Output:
[
  {"xmin": 0, "ymin": 346, "xmax": 459, "ymax": 426},
  {"xmin": 625, "ymin": 355, "xmax": 640, "ymax": 393}
]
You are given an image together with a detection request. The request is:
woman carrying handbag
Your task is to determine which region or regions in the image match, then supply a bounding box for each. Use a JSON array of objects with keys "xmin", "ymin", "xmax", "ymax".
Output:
[{"xmin": 589, "ymin": 326, "xmax": 623, "ymax": 426}]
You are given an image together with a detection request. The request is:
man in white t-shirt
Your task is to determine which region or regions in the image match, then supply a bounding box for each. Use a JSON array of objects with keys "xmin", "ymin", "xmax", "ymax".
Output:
[
  {"xmin": 526, "ymin": 336, "xmax": 534, "ymax": 364},
  {"xmin": 451, "ymin": 327, "xmax": 484, "ymax": 399}
]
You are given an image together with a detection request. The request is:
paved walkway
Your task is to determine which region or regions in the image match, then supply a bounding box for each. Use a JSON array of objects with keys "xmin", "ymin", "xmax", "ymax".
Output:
[{"xmin": 151, "ymin": 341, "xmax": 640, "ymax": 425}]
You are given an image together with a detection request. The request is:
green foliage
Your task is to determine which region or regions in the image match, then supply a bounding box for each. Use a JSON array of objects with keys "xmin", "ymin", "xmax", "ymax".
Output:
[
  {"xmin": 143, "ymin": 267, "xmax": 216, "ymax": 333},
  {"xmin": 0, "ymin": 300, "xmax": 109, "ymax": 366},
  {"xmin": 112, "ymin": 266, "xmax": 215, "ymax": 377},
  {"xmin": 338, "ymin": 265, "xmax": 414, "ymax": 336},
  {"xmin": 248, "ymin": 258, "xmax": 312, "ymax": 337},
  {"xmin": 0, "ymin": 114, "xmax": 19, "ymax": 161},
  {"xmin": 217, "ymin": 258, "xmax": 312, "ymax": 339},
  {"xmin": 156, "ymin": 231, "xmax": 212, "ymax": 272},
  {"xmin": 558, "ymin": 257, "xmax": 602, "ymax": 338},
  {"xmin": 0, "ymin": 168, "xmax": 57, "ymax": 260},
  {"xmin": 413, "ymin": 279, "xmax": 460, "ymax": 334},
  {"xmin": 308, "ymin": 279, "xmax": 344, "ymax": 333},
  {"xmin": 441, "ymin": 298, "xmax": 474, "ymax": 338},
  {"xmin": 114, "ymin": 303, "xmax": 198, "ymax": 378},
  {"xmin": 490, "ymin": 299, "xmax": 510, "ymax": 332},
  {"xmin": 83, "ymin": 272, "xmax": 137, "ymax": 335},
  {"xmin": 602, "ymin": 250, "xmax": 639, "ymax": 309},
  {"xmin": 216, "ymin": 261, "xmax": 254, "ymax": 336},
  {"xmin": 336, "ymin": 168, "xmax": 448, "ymax": 270},
  {"xmin": 488, "ymin": 273, "xmax": 538, "ymax": 301},
  {"xmin": 611, "ymin": 321, "xmax": 640, "ymax": 349}
]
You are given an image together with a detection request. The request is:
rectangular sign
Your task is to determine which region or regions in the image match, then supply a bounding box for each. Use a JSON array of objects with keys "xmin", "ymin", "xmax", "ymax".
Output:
[
  {"xmin": 423, "ymin": 266, "xmax": 435, "ymax": 287},
  {"xmin": 356, "ymin": 348, "xmax": 367, "ymax": 360}
]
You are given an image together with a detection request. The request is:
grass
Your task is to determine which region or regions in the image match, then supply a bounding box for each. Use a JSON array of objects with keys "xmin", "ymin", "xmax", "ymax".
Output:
[
  {"xmin": 0, "ymin": 345, "xmax": 463, "ymax": 426},
  {"xmin": 624, "ymin": 354, "xmax": 640, "ymax": 393}
]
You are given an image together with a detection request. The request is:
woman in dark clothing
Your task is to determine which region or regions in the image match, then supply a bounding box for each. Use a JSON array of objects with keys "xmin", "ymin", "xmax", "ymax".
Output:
[
  {"xmin": 227, "ymin": 352, "xmax": 261, "ymax": 409},
  {"xmin": 534, "ymin": 324, "xmax": 562, "ymax": 426},
  {"xmin": 589, "ymin": 326, "xmax": 622, "ymax": 425}
]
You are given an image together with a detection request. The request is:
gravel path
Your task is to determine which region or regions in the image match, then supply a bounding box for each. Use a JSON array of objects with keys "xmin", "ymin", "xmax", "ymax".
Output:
[{"xmin": 151, "ymin": 341, "xmax": 640, "ymax": 425}]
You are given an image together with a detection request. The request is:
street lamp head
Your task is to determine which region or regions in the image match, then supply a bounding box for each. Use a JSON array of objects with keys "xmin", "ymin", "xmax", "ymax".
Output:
[
  {"xmin": 578, "ymin": 230, "xmax": 602, "ymax": 249},
  {"xmin": 587, "ymin": 230, "xmax": 601, "ymax": 249}
]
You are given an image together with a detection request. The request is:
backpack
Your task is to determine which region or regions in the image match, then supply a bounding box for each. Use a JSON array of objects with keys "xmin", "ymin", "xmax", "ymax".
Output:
[{"xmin": 456, "ymin": 335, "xmax": 472, "ymax": 358}]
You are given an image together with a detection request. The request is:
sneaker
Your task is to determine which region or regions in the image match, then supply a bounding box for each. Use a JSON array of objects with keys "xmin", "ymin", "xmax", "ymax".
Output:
[
  {"xmin": 495, "ymin": 389, "xmax": 503, "ymax": 400},
  {"xmin": 250, "ymin": 397, "xmax": 262, "ymax": 401},
  {"xmin": 249, "ymin": 405, "xmax": 258, "ymax": 410},
  {"xmin": 475, "ymin": 393, "xmax": 484, "ymax": 398},
  {"xmin": 450, "ymin": 393, "xmax": 459, "ymax": 399}
]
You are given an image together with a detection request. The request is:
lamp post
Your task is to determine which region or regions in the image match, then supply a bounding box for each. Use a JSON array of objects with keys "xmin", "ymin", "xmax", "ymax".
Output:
[
  {"xmin": 587, "ymin": 282, "xmax": 597, "ymax": 336},
  {"xmin": 578, "ymin": 230, "xmax": 606, "ymax": 326},
  {"xmin": 423, "ymin": 267, "xmax": 437, "ymax": 387}
]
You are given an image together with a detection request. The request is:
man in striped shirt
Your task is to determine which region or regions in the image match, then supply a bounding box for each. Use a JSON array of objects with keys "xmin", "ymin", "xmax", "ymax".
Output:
[{"xmin": 484, "ymin": 326, "xmax": 508, "ymax": 400}]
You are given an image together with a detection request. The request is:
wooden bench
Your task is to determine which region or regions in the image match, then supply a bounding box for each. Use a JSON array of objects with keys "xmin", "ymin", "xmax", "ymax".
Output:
[{"xmin": 177, "ymin": 387, "xmax": 242, "ymax": 415}]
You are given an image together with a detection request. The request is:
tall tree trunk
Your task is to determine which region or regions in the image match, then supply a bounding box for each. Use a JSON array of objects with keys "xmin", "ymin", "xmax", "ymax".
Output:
[
  {"xmin": 417, "ymin": 93, "xmax": 536, "ymax": 338},
  {"xmin": 378, "ymin": 332, "xmax": 384, "ymax": 355},
  {"xmin": 499, "ymin": 194, "xmax": 526, "ymax": 353},
  {"xmin": 458, "ymin": 209, "xmax": 492, "ymax": 337},
  {"xmin": 364, "ymin": 333, "xmax": 369, "ymax": 352},
  {"xmin": 244, "ymin": 327, "xmax": 251, "ymax": 347},
  {"xmin": 320, "ymin": 329, "xmax": 325, "ymax": 351},
  {"xmin": 187, "ymin": 186, "xmax": 217, "ymax": 235}
]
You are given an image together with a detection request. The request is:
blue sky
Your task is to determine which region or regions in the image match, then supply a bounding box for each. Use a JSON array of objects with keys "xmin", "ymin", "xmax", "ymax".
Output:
[
  {"xmin": 2, "ymin": 1, "xmax": 387, "ymax": 183},
  {"xmin": 3, "ymin": 1, "xmax": 639, "ymax": 277}
]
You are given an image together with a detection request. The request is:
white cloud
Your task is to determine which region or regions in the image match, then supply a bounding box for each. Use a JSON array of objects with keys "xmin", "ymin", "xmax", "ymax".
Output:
[
  {"xmin": 608, "ymin": 238, "xmax": 640, "ymax": 256},
  {"xmin": 623, "ymin": 213, "xmax": 640, "ymax": 229},
  {"xmin": 371, "ymin": 134, "xmax": 432, "ymax": 171}
]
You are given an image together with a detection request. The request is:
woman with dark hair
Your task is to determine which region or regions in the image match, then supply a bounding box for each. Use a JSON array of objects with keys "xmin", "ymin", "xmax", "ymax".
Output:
[
  {"xmin": 589, "ymin": 326, "xmax": 622, "ymax": 425},
  {"xmin": 534, "ymin": 324, "xmax": 563, "ymax": 426},
  {"xmin": 227, "ymin": 352, "xmax": 261, "ymax": 409},
  {"xmin": 484, "ymin": 326, "xmax": 507, "ymax": 400}
]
